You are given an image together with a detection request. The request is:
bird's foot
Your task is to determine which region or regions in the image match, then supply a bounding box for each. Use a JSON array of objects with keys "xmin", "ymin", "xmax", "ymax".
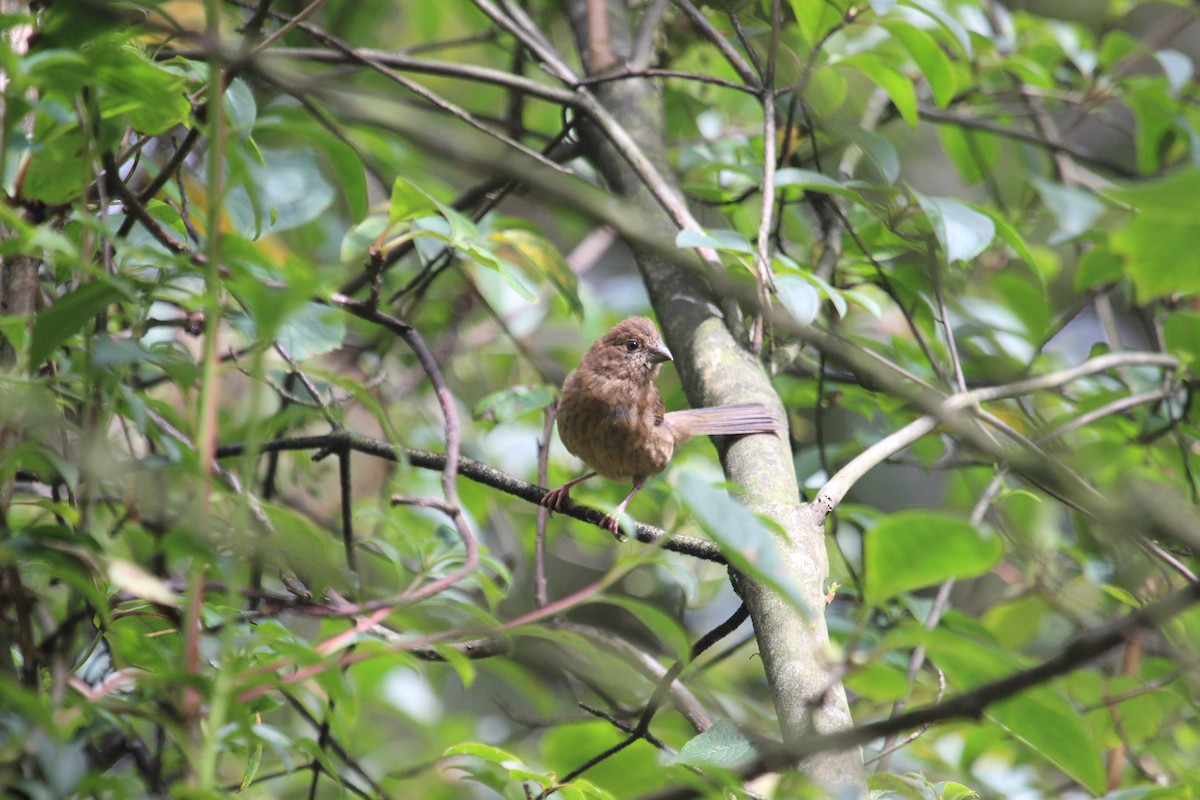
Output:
[
  {"xmin": 541, "ymin": 485, "xmax": 570, "ymax": 512},
  {"xmin": 600, "ymin": 513, "xmax": 629, "ymax": 542}
]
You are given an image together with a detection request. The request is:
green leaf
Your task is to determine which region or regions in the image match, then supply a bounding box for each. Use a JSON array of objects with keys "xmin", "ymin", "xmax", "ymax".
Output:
[
  {"xmin": 21, "ymin": 122, "xmax": 89, "ymax": 205},
  {"xmin": 991, "ymin": 686, "xmax": 1106, "ymax": 794},
  {"xmin": 775, "ymin": 274, "xmax": 820, "ymax": 324},
  {"xmin": 430, "ymin": 644, "xmax": 478, "ymax": 689},
  {"xmin": 1125, "ymin": 83, "xmax": 1175, "ymax": 174},
  {"xmin": 938, "ymin": 125, "xmax": 998, "ymax": 185},
  {"xmin": 1030, "ymin": 177, "xmax": 1106, "ymax": 244},
  {"xmin": 963, "ymin": 202, "xmax": 1036, "ymax": 269},
  {"xmin": 1075, "ymin": 246, "xmax": 1123, "ymax": 291},
  {"xmin": 791, "ymin": 0, "xmax": 851, "ymax": 48},
  {"xmin": 0, "ymin": 317, "xmax": 28, "ymax": 362},
  {"xmin": 838, "ymin": 54, "xmax": 919, "ymax": 128},
  {"xmin": 904, "ymin": 0, "xmax": 972, "ymax": 58},
  {"xmin": 30, "ymin": 280, "xmax": 125, "ymax": 368},
  {"xmin": 885, "ymin": 21, "xmax": 956, "ymax": 107},
  {"xmin": 541, "ymin": 721, "xmax": 661, "ymax": 795},
  {"xmin": 582, "ymin": 596, "xmax": 689, "ymax": 661},
  {"xmin": 842, "ymin": 287, "xmax": 884, "ymax": 317},
  {"xmin": 941, "ymin": 781, "xmax": 980, "ymax": 800},
  {"xmin": 676, "ymin": 468, "xmax": 810, "ymax": 616},
  {"xmin": 776, "ymin": 254, "xmax": 848, "ymax": 318},
  {"xmin": 1107, "ymin": 170, "xmax": 1200, "ymax": 300},
  {"xmin": 867, "ymin": 772, "xmax": 928, "ymax": 799},
  {"xmin": 914, "ymin": 192, "xmax": 995, "ymax": 264},
  {"xmin": 105, "ymin": 557, "xmax": 178, "ymax": 606},
  {"xmin": 835, "ymin": 122, "xmax": 900, "ymax": 183},
  {"xmin": 444, "ymin": 741, "xmax": 529, "ymax": 768},
  {"xmin": 275, "ymin": 302, "xmax": 346, "ymax": 361},
  {"xmin": 91, "ymin": 45, "xmax": 190, "ymax": 135},
  {"xmin": 489, "ymin": 229, "xmax": 582, "ymax": 316},
  {"xmin": 257, "ymin": 107, "xmax": 368, "ymax": 222},
  {"xmin": 774, "ymin": 168, "xmax": 866, "ymax": 203},
  {"xmin": 253, "ymin": 148, "xmax": 336, "ymax": 233},
  {"xmin": 1163, "ymin": 311, "xmax": 1200, "ymax": 362},
  {"xmin": 472, "ymin": 384, "xmax": 556, "ymax": 423},
  {"xmin": 1153, "ymin": 49, "xmax": 1193, "ymax": 97},
  {"xmin": 389, "ymin": 176, "xmax": 439, "ymax": 225},
  {"xmin": 863, "ymin": 510, "xmax": 1003, "ymax": 605},
  {"xmin": 807, "ymin": 65, "xmax": 848, "ymax": 117},
  {"xmin": 223, "ymin": 77, "xmax": 258, "ymax": 138},
  {"xmin": 844, "ymin": 660, "xmax": 911, "ymax": 702},
  {"xmin": 340, "ymin": 214, "xmax": 388, "ymax": 265},
  {"xmin": 675, "ymin": 228, "xmax": 753, "ymax": 254},
  {"xmin": 669, "ymin": 720, "xmax": 757, "ymax": 768},
  {"xmin": 464, "ymin": 241, "xmax": 538, "ymax": 300},
  {"xmin": 1099, "ymin": 30, "xmax": 1139, "ymax": 71},
  {"xmin": 240, "ymin": 741, "xmax": 263, "ymax": 791}
]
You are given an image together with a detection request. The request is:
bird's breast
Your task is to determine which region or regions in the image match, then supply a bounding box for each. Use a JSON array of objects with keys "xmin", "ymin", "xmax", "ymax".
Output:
[{"xmin": 556, "ymin": 374, "xmax": 673, "ymax": 481}]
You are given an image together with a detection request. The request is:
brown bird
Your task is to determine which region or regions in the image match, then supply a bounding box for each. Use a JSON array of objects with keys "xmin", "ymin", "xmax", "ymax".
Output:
[{"xmin": 542, "ymin": 316, "xmax": 784, "ymax": 536}]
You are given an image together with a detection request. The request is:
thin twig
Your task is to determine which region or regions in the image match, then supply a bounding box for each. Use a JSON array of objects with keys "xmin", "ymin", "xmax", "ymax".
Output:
[
  {"xmin": 535, "ymin": 401, "xmax": 558, "ymax": 608},
  {"xmin": 814, "ymin": 351, "xmax": 1180, "ymax": 520}
]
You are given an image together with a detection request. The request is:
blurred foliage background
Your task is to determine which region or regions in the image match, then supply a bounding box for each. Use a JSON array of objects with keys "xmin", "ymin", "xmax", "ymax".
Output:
[{"xmin": 1, "ymin": 0, "xmax": 1199, "ymax": 797}]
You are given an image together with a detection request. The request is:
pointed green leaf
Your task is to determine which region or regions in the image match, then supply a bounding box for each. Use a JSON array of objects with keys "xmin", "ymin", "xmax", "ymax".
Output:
[
  {"xmin": 914, "ymin": 193, "xmax": 995, "ymax": 263},
  {"xmin": 1031, "ymin": 177, "xmax": 1106, "ymax": 244},
  {"xmin": 669, "ymin": 720, "xmax": 757, "ymax": 768},
  {"xmin": 775, "ymin": 274, "xmax": 820, "ymax": 324},
  {"xmin": 774, "ymin": 168, "xmax": 866, "ymax": 203},
  {"xmin": 675, "ymin": 228, "xmax": 752, "ymax": 254},
  {"xmin": 838, "ymin": 54, "xmax": 918, "ymax": 128},
  {"xmin": 489, "ymin": 229, "xmax": 582, "ymax": 316},
  {"xmin": 886, "ymin": 21, "xmax": 957, "ymax": 107},
  {"xmin": 676, "ymin": 469, "xmax": 810, "ymax": 616},
  {"xmin": 30, "ymin": 281, "xmax": 125, "ymax": 368},
  {"xmin": 389, "ymin": 176, "xmax": 439, "ymax": 225},
  {"xmin": 864, "ymin": 511, "xmax": 1003, "ymax": 605}
]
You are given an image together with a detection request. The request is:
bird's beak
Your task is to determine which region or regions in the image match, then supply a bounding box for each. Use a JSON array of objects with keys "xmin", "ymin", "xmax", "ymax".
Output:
[{"xmin": 648, "ymin": 341, "xmax": 673, "ymax": 364}]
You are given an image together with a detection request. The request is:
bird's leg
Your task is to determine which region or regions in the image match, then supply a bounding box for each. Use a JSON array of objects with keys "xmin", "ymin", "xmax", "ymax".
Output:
[
  {"xmin": 600, "ymin": 479, "xmax": 645, "ymax": 542},
  {"xmin": 542, "ymin": 471, "xmax": 597, "ymax": 512}
]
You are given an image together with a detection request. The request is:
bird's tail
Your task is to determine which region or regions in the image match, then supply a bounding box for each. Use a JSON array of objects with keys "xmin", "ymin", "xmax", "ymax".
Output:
[{"xmin": 665, "ymin": 404, "xmax": 785, "ymax": 440}]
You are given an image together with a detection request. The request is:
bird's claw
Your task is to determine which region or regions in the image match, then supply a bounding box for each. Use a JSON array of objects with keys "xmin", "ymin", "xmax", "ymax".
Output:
[
  {"xmin": 541, "ymin": 486, "xmax": 569, "ymax": 512},
  {"xmin": 600, "ymin": 514, "xmax": 628, "ymax": 542}
]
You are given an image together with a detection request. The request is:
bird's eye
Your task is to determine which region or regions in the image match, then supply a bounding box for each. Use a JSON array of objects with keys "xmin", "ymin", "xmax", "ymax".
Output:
[{"xmin": 625, "ymin": 339, "xmax": 640, "ymax": 352}]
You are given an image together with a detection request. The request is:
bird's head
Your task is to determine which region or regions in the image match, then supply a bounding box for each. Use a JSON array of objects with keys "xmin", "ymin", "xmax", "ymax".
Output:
[{"xmin": 586, "ymin": 316, "xmax": 673, "ymax": 382}]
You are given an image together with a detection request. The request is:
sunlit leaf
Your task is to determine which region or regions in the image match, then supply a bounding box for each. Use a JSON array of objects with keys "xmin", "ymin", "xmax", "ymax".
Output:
[
  {"xmin": 669, "ymin": 720, "xmax": 757, "ymax": 768},
  {"xmin": 489, "ymin": 229, "xmax": 582, "ymax": 315},
  {"xmin": 390, "ymin": 175, "xmax": 439, "ymax": 225},
  {"xmin": 473, "ymin": 384, "xmax": 556, "ymax": 423},
  {"xmin": 863, "ymin": 511, "xmax": 1003, "ymax": 605},
  {"xmin": 1031, "ymin": 176, "xmax": 1107, "ymax": 245},
  {"xmin": 886, "ymin": 20, "xmax": 956, "ymax": 107},
  {"xmin": 106, "ymin": 557, "xmax": 177, "ymax": 605},
  {"xmin": 774, "ymin": 168, "xmax": 866, "ymax": 203},
  {"xmin": 914, "ymin": 192, "xmax": 995, "ymax": 263},
  {"xmin": 675, "ymin": 228, "xmax": 753, "ymax": 254},
  {"xmin": 1153, "ymin": 49, "xmax": 1193, "ymax": 97},
  {"xmin": 775, "ymin": 274, "xmax": 820, "ymax": 324},
  {"xmin": 834, "ymin": 122, "xmax": 900, "ymax": 183}
]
